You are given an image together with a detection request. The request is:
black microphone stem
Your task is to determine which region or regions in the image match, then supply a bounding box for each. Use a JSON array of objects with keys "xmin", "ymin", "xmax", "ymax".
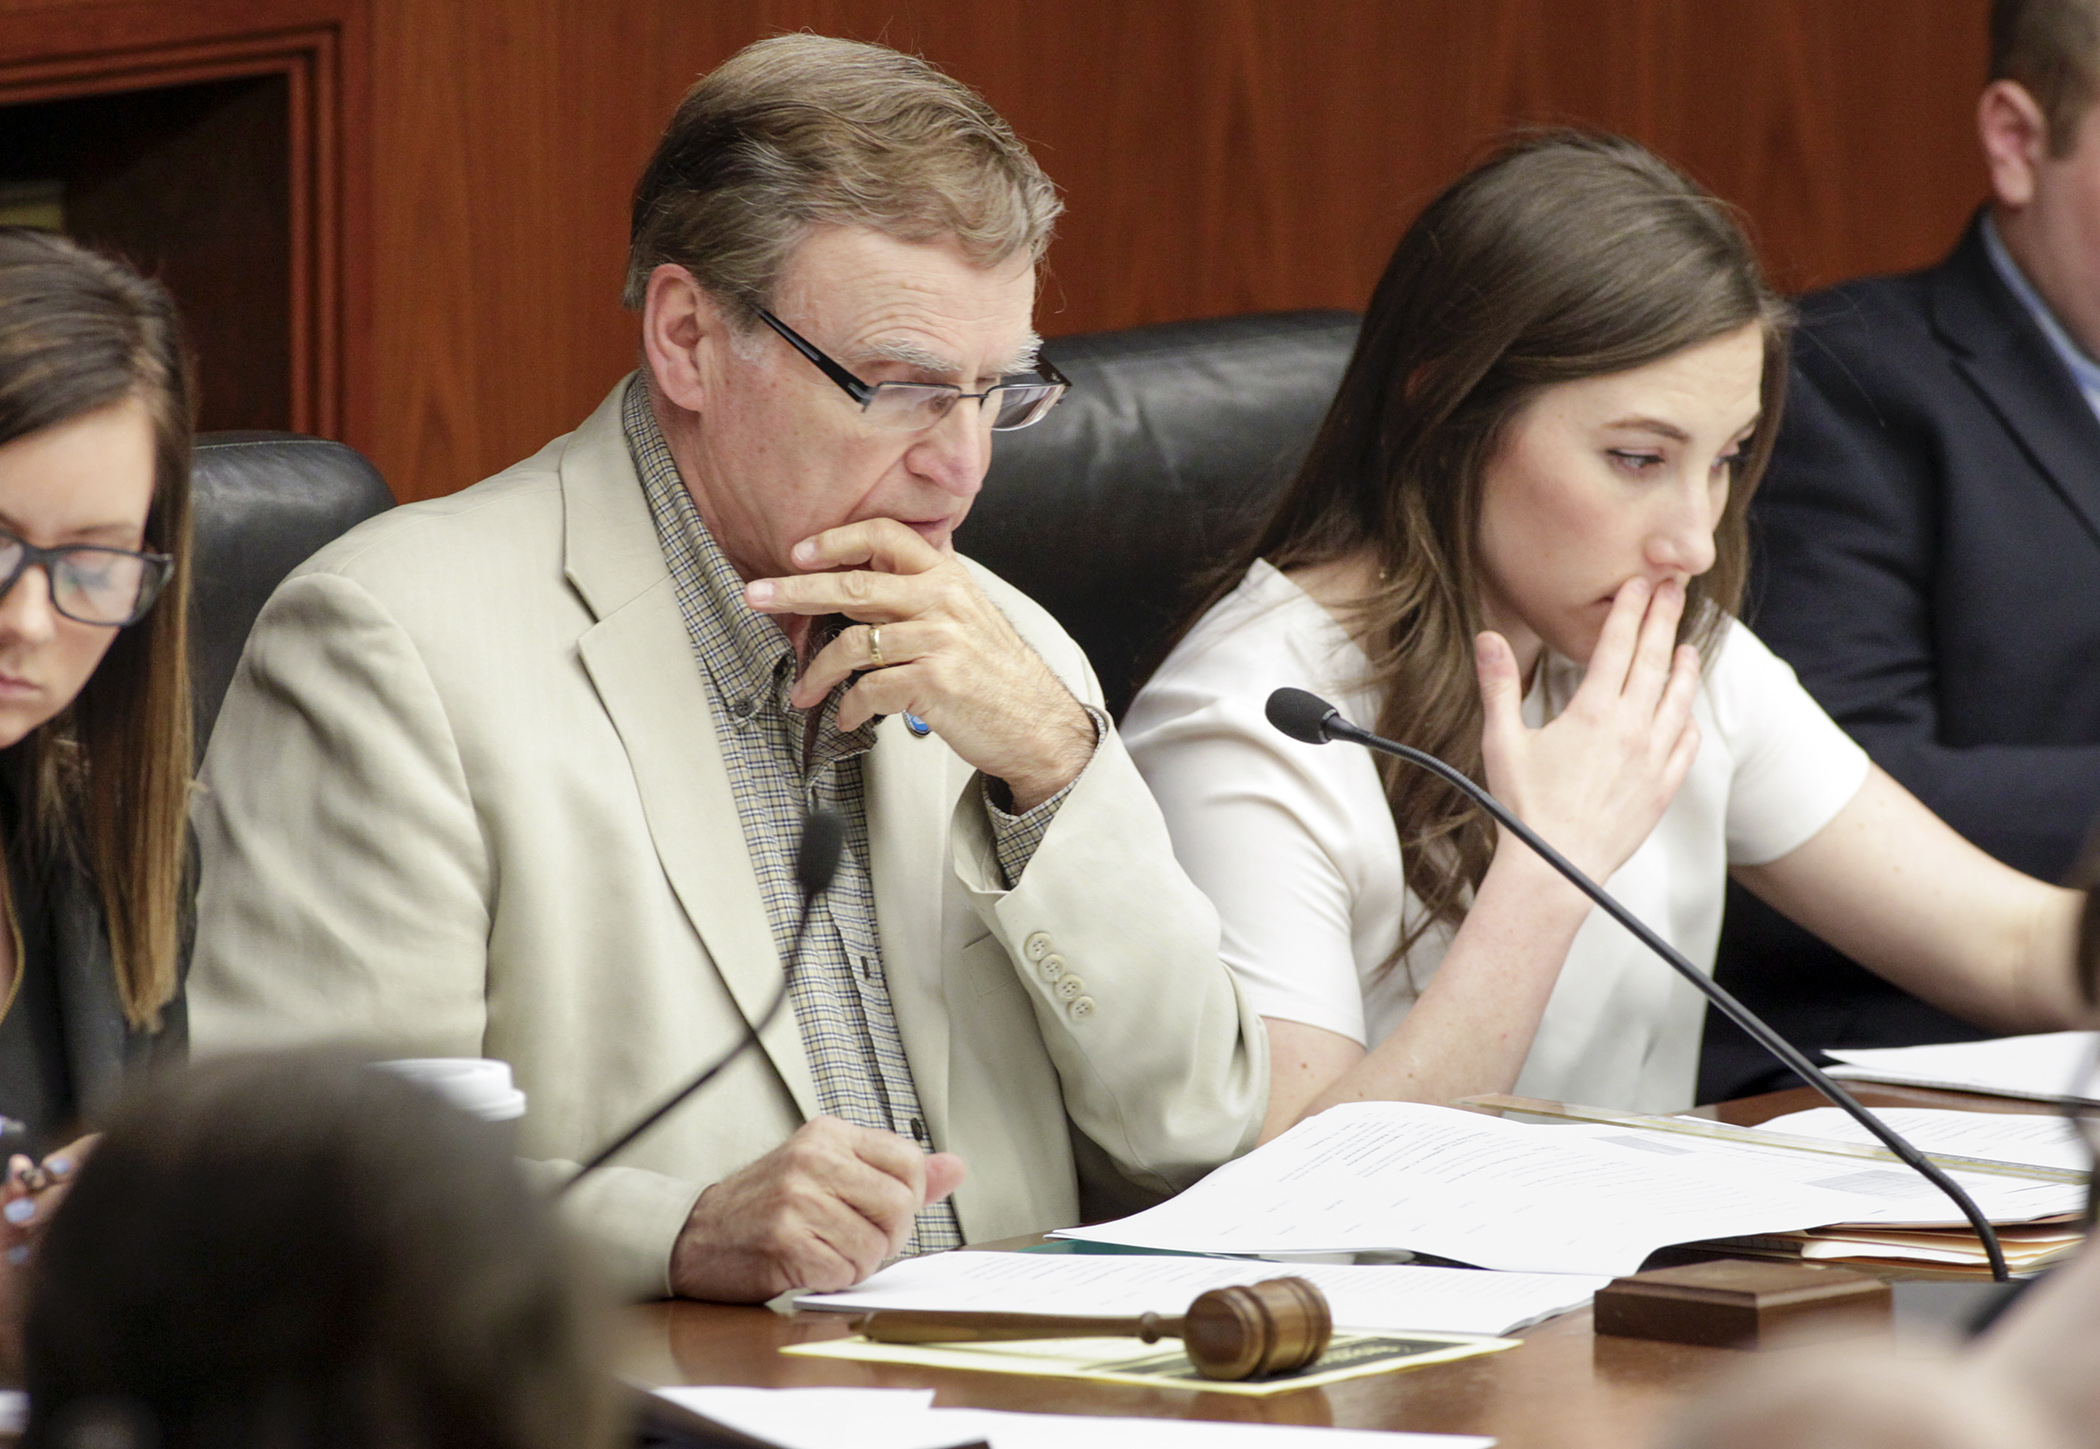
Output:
[
  {"xmin": 561, "ymin": 810, "xmax": 843, "ymax": 1192},
  {"xmin": 1303, "ymin": 702, "xmax": 2010, "ymax": 1283},
  {"xmin": 560, "ymin": 909, "xmax": 814, "ymax": 1188}
]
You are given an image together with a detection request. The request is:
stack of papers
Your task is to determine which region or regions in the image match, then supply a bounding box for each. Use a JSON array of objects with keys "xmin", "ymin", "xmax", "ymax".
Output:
[
  {"xmin": 1825, "ymin": 1032, "xmax": 2100, "ymax": 1103},
  {"xmin": 798, "ymin": 1249, "xmax": 1607, "ymax": 1335},
  {"xmin": 1048, "ymin": 1100, "xmax": 2087, "ymax": 1277},
  {"xmin": 1551, "ymin": 1118, "xmax": 2083, "ymax": 1227},
  {"xmin": 1754, "ymin": 1105, "xmax": 2089, "ymax": 1173},
  {"xmin": 1782, "ymin": 1220, "xmax": 2080, "ymax": 1272},
  {"xmin": 1051, "ymin": 1101, "xmax": 1871, "ymax": 1275},
  {"xmin": 1453, "ymin": 1097, "xmax": 2088, "ymax": 1275},
  {"xmin": 1714, "ymin": 1105, "xmax": 2090, "ymax": 1273},
  {"xmin": 652, "ymin": 1386, "xmax": 1494, "ymax": 1449}
]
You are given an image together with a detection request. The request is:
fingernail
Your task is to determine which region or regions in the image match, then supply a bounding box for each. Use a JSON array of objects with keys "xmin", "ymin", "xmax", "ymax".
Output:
[
  {"xmin": 792, "ymin": 540, "xmax": 818, "ymax": 565},
  {"xmin": 5, "ymin": 1246, "xmax": 26, "ymax": 1266},
  {"xmin": 745, "ymin": 580, "xmax": 775, "ymax": 606},
  {"xmin": 44, "ymin": 1158, "xmax": 71, "ymax": 1178},
  {"xmin": 5, "ymin": 1199, "xmax": 35, "ymax": 1225}
]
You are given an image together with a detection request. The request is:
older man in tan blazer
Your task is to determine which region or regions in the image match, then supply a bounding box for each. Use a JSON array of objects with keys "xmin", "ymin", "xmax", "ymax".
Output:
[{"xmin": 190, "ymin": 36, "xmax": 1267, "ymax": 1302}]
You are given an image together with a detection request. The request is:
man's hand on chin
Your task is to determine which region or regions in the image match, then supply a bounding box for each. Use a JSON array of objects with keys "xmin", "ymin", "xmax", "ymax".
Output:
[
  {"xmin": 744, "ymin": 518, "xmax": 1097, "ymax": 812},
  {"xmin": 667, "ymin": 1115, "xmax": 967, "ymax": 1303}
]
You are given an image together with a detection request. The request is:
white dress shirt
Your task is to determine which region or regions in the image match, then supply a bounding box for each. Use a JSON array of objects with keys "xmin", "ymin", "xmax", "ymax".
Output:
[{"xmin": 1125, "ymin": 560, "xmax": 1870, "ymax": 1112}]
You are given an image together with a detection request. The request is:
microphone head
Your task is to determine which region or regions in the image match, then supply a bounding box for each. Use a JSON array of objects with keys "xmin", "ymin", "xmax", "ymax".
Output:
[
  {"xmin": 796, "ymin": 810, "xmax": 846, "ymax": 898},
  {"xmin": 1266, "ymin": 688, "xmax": 1340, "ymax": 745}
]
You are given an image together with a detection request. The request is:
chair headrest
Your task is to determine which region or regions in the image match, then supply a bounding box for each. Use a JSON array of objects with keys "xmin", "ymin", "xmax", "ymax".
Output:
[
  {"xmin": 189, "ymin": 432, "xmax": 395, "ymax": 749},
  {"xmin": 965, "ymin": 310, "xmax": 1359, "ymax": 715}
]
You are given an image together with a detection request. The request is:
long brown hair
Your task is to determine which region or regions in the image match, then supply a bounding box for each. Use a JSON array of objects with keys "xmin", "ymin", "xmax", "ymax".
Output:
[
  {"xmin": 0, "ymin": 228, "xmax": 193, "ymax": 1027},
  {"xmin": 1222, "ymin": 133, "xmax": 1789, "ymax": 959}
]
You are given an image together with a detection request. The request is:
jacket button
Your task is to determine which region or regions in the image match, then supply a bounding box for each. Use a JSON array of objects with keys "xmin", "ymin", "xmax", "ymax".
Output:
[
  {"xmin": 1055, "ymin": 975, "xmax": 1085, "ymax": 1002},
  {"xmin": 1039, "ymin": 953, "xmax": 1066, "ymax": 982},
  {"xmin": 1023, "ymin": 932, "xmax": 1054, "ymax": 962},
  {"xmin": 1070, "ymin": 995, "xmax": 1096, "ymax": 1018}
]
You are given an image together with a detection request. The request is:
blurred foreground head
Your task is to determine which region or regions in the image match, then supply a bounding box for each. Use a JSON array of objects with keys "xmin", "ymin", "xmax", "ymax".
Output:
[
  {"xmin": 22, "ymin": 1053, "xmax": 615, "ymax": 1449},
  {"xmin": 1662, "ymin": 1341, "xmax": 2070, "ymax": 1449}
]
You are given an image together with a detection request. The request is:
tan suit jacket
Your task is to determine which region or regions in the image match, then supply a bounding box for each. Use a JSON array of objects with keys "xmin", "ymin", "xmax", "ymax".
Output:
[{"xmin": 190, "ymin": 381, "xmax": 1267, "ymax": 1297}]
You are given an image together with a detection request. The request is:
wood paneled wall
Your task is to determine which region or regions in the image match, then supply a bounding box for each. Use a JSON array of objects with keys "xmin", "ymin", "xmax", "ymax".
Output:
[
  {"xmin": 0, "ymin": 0, "xmax": 363, "ymax": 437},
  {"xmin": 16, "ymin": 0, "xmax": 1994, "ymax": 500},
  {"xmin": 363, "ymin": 0, "xmax": 1990, "ymax": 500}
]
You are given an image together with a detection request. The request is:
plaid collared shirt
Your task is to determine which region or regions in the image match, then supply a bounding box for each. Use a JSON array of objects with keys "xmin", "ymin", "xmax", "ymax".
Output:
[{"xmin": 626, "ymin": 379, "xmax": 1079, "ymax": 1255}]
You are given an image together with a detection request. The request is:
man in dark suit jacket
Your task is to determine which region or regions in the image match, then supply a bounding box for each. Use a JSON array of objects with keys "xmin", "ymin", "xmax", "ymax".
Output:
[{"xmin": 1704, "ymin": 0, "xmax": 2100, "ymax": 1100}]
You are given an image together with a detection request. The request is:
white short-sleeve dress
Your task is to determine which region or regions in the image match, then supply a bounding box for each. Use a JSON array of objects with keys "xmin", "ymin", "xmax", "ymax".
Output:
[{"xmin": 1123, "ymin": 560, "xmax": 1871, "ymax": 1112}]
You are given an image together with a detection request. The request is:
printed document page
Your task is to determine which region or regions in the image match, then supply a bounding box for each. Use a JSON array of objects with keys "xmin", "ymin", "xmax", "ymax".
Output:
[
  {"xmin": 1051, "ymin": 1101, "xmax": 1866, "ymax": 1275},
  {"xmin": 1752, "ymin": 1106, "xmax": 2089, "ymax": 1173},
  {"xmin": 799, "ymin": 1248, "xmax": 1607, "ymax": 1335},
  {"xmin": 1825, "ymin": 1032, "xmax": 2100, "ymax": 1103},
  {"xmin": 928, "ymin": 1409, "xmax": 1492, "ymax": 1449},
  {"xmin": 654, "ymin": 1387, "xmax": 1495, "ymax": 1449}
]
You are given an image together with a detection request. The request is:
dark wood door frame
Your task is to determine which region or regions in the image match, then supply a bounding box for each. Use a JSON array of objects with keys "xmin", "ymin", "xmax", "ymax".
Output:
[{"xmin": 0, "ymin": 0, "xmax": 370, "ymax": 441}]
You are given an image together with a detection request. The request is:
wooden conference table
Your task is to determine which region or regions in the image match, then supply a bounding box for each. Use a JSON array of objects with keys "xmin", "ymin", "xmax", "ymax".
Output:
[{"xmin": 620, "ymin": 1083, "xmax": 2069, "ymax": 1449}]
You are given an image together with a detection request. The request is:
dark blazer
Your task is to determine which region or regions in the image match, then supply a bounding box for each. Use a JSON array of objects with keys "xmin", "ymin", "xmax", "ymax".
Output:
[
  {"xmin": 1702, "ymin": 212, "xmax": 2100, "ymax": 1101},
  {"xmin": 0, "ymin": 754, "xmax": 190, "ymax": 1147},
  {"xmin": 50, "ymin": 846, "xmax": 190, "ymax": 1130}
]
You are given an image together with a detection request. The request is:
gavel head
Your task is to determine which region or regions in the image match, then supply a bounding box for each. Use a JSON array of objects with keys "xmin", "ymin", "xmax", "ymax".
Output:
[{"xmin": 1182, "ymin": 1277, "xmax": 1333, "ymax": 1380}]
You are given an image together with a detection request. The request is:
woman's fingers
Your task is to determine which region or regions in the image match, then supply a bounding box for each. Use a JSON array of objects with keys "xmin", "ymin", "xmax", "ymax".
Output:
[
  {"xmin": 1651, "ymin": 642, "xmax": 1703, "ymax": 751},
  {"xmin": 1662, "ymin": 712, "xmax": 1704, "ymax": 794},
  {"xmin": 1623, "ymin": 578, "xmax": 1687, "ymax": 702},
  {"xmin": 1479, "ymin": 602, "xmax": 1704, "ymax": 884},
  {"xmin": 1475, "ymin": 631, "xmax": 1525, "ymax": 778},
  {"xmin": 1581, "ymin": 577, "xmax": 1653, "ymax": 695},
  {"xmin": 1476, "ymin": 630, "xmax": 1523, "ymax": 719}
]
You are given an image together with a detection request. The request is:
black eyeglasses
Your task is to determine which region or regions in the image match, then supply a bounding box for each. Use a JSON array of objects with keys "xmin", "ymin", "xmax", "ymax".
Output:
[
  {"xmin": 0, "ymin": 525, "xmax": 172, "ymax": 627},
  {"xmin": 757, "ymin": 308, "xmax": 1070, "ymax": 432}
]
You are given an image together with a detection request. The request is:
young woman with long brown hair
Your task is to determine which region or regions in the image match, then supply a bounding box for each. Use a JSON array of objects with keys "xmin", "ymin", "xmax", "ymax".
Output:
[
  {"xmin": 1127, "ymin": 134, "xmax": 2088, "ymax": 1138},
  {"xmin": 0, "ymin": 226, "xmax": 192, "ymax": 1169}
]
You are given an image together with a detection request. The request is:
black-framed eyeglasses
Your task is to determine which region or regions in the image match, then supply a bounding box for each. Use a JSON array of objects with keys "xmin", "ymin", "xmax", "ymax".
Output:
[
  {"xmin": 0, "ymin": 525, "xmax": 172, "ymax": 627},
  {"xmin": 757, "ymin": 308, "xmax": 1070, "ymax": 432}
]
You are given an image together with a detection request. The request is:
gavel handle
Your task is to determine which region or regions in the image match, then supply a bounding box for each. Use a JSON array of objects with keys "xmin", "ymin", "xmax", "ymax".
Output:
[{"xmin": 850, "ymin": 1308, "xmax": 1185, "ymax": 1345}]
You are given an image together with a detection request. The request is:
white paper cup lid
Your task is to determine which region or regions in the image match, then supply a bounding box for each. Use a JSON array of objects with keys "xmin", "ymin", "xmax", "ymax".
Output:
[{"xmin": 376, "ymin": 1058, "xmax": 527, "ymax": 1122}]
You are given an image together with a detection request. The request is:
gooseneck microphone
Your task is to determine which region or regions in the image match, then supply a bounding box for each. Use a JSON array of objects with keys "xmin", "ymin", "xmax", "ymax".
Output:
[
  {"xmin": 561, "ymin": 810, "xmax": 845, "ymax": 1192},
  {"xmin": 1265, "ymin": 686, "xmax": 2012, "ymax": 1282}
]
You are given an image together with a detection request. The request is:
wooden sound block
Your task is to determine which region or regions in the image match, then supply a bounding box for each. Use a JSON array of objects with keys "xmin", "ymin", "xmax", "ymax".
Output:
[{"xmin": 1593, "ymin": 1260, "xmax": 1892, "ymax": 1349}]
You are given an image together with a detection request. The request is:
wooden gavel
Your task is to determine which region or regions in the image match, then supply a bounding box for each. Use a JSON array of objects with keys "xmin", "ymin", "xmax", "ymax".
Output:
[{"xmin": 848, "ymin": 1275, "xmax": 1333, "ymax": 1381}]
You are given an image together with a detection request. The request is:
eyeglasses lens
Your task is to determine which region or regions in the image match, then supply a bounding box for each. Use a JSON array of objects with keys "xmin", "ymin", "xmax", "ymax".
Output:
[
  {"xmin": 991, "ymin": 385, "xmax": 1062, "ymax": 431},
  {"xmin": 861, "ymin": 381, "xmax": 1065, "ymax": 433},
  {"xmin": 864, "ymin": 385, "xmax": 960, "ymax": 431},
  {"xmin": 0, "ymin": 529, "xmax": 165, "ymax": 626},
  {"xmin": 54, "ymin": 551, "xmax": 150, "ymax": 625}
]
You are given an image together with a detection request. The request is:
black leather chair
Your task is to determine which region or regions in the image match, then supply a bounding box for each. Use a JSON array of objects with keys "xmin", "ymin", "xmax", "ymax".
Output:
[
  {"xmin": 967, "ymin": 310, "xmax": 1360, "ymax": 717},
  {"xmin": 189, "ymin": 432, "xmax": 396, "ymax": 751},
  {"xmin": 182, "ymin": 311, "xmax": 1359, "ymax": 754}
]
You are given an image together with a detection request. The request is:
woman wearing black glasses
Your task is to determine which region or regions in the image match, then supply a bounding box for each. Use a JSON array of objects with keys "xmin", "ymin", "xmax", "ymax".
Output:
[{"xmin": 0, "ymin": 228, "xmax": 191, "ymax": 1220}]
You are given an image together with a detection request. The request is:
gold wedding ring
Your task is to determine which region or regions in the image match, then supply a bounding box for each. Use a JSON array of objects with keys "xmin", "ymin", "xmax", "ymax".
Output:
[{"xmin": 868, "ymin": 625, "xmax": 885, "ymax": 670}]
